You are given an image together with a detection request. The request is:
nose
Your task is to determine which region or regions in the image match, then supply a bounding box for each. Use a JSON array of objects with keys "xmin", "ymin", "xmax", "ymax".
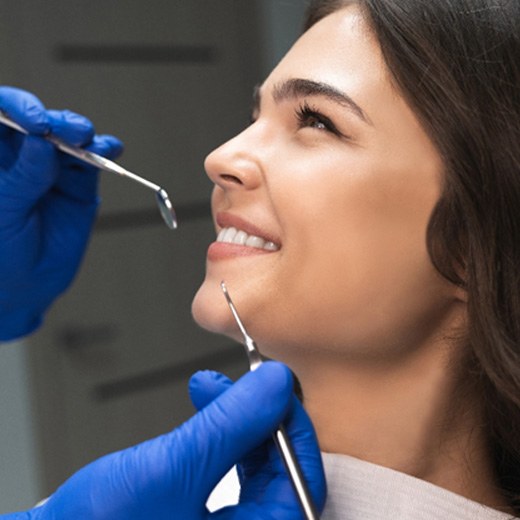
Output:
[{"xmin": 204, "ymin": 127, "xmax": 262, "ymax": 191}]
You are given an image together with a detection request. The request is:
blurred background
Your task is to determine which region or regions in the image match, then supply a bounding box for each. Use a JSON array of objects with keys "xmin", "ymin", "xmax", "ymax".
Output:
[{"xmin": 0, "ymin": 0, "xmax": 306, "ymax": 512}]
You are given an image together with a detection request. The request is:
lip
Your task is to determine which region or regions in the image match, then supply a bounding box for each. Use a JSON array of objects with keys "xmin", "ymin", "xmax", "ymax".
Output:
[
  {"xmin": 207, "ymin": 212, "xmax": 281, "ymax": 262},
  {"xmin": 215, "ymin": 212, "xmax": 281, "ymax": 246},
  {"xmin": 207, "ymin": 242, "xmax": 274, "ymax": 261}
]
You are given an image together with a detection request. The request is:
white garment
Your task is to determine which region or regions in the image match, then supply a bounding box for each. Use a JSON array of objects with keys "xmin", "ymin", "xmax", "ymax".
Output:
[
  {"xmin": 207, "ymin": 452, "xmax": 517, "ymax": 519},
  {"xmin": 321, "ymin": 453, "xmax": 515, "ymax": 520}
]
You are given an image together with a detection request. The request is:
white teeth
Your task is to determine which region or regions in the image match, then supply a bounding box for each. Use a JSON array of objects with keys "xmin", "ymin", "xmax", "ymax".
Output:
[
  {"xmin": 222, "ymin": 227, "xmax": 237, "ymax": 243},
  {"xmin": 216, "ymin": 227, "xmax": 280, "ymax": 251},
  {"xmin": 235, "ymin": 230, "xmax": 248, "ymax": 245},
  {"xmin": 245, "ymin": 235, "xmax": 266, "ymax": 249},
  {"xmin": 217, "ymin": 228, "xmax": 227, "ymax": 242},
  {"xmin": 263, "ymin": 241, "xmax": 279, "ymax": 251}
]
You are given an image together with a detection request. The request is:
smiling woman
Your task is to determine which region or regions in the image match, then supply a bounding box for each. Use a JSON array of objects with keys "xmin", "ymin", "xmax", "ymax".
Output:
[{"xmin": 192, "ymin": 0, "xmax": 520, "ymax": 518}]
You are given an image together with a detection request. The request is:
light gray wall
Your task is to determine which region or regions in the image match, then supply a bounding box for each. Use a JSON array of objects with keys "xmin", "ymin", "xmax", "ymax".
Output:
[{"xmin": 0, "ymin": 341, "xmax": 40, "ymax": 513}]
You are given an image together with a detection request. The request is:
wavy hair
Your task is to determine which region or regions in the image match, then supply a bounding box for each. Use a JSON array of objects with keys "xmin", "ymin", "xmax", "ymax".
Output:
[{"xmin": 304, "ymin": 0, "xmax": 520, "ymax": 511}]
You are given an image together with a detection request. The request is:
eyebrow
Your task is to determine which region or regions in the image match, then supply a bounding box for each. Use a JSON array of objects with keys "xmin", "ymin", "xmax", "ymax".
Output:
[{"xmin": 253, "ymin": 78, "xmax": 372, "ymax": 126}]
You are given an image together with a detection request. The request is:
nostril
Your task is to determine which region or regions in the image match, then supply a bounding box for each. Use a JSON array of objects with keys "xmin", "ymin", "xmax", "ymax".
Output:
[{"xmin": 220, "ymin": 173, "xmax": 243, "ymax": 185}]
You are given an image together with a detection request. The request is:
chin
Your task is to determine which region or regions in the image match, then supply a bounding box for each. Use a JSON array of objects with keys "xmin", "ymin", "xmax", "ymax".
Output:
[
  {"xmin": 191, "ymin": 281, "xmax": 237, "ymax": 337},
  {"xmin": 192, "ymin": 277, "xmax": 310, "ymax": 368}
]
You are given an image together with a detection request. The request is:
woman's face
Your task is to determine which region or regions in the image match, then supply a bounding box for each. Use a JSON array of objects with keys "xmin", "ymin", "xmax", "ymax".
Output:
[{"xmin": 192, "ymin": 6, "xmax": 462, "ymax": 366}]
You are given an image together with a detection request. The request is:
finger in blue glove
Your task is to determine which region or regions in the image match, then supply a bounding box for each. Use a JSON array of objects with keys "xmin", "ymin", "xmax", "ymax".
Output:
[{"xmin": 12, "ymin": 362, "xmax": 305, "ymax": 520}]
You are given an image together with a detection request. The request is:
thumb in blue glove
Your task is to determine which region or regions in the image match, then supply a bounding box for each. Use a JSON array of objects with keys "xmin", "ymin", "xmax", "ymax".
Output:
[
  {"xmin": 5, "ymin": 361, "xmax": 325, "ymax": 519},
  {"xmin": 0, "ymin": 86, "xmax": 123, "ymax": 340},
  {"xmin": 190, "ymin": 366, "xmax": 327, "ymax": 518}
]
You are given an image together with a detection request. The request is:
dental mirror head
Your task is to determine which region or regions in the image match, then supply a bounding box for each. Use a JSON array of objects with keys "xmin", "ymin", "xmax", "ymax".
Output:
[{"xmin": 155, "ymin": 189, "xmax": 177, "ymax": 230}]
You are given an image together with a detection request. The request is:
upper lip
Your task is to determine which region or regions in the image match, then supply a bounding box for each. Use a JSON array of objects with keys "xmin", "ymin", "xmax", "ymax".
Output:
[{"xmin": 216, "ymin": 212, "xmax": 281, "ymax": 246}]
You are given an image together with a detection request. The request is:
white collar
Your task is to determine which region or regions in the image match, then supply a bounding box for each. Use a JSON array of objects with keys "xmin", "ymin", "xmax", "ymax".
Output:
[{"xmin": 321, "ymin": 452, "xmax": 515, "ymax": 520}]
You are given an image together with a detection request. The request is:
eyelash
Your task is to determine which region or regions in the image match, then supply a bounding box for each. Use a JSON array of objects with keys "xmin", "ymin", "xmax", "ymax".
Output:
[
  {"xmin": 295, "ymin": 101, "xmax": 342, "ymax": 137},
  {"xmin": 249, "ymin": 101, "xmax": 346, "ymax": 139}
]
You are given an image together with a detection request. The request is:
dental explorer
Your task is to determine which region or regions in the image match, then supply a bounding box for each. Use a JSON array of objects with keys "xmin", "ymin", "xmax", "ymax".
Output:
[
  {"xmin": 0, "ymin": 111, "xmax": 177, "ymax": 230},
  {"xmin": 220, "ymin": 281, "xmax": 320, "ymax": 520}
]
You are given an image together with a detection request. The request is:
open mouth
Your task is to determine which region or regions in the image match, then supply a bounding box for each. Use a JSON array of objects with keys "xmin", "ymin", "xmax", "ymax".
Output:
[{"xmin": 216, "ymin": 227, "xmax": 280, "ymax": 252}]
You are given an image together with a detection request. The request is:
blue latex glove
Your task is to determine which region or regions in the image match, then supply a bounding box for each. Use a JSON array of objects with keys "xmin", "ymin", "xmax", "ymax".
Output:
[
  {"xmin": 6, "ymin": 362, "xmax": 326, "ymax": 519},
  {"xmin": 0, "ymin": 86, "xmax": 123, "ymax": 341},
  {"xmin": 189, "ymin": 365, "xmax": 327, "ymax": 518}
]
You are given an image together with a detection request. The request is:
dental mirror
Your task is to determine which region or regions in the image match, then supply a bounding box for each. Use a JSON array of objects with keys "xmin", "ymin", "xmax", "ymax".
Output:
[{"xmin": 0, "ymin": 111, "xmax": 177, "ymax": 230}]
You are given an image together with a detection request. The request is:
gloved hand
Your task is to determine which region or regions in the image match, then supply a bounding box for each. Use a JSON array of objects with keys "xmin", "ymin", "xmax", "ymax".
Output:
[
  {"xmin": 190, "ymin": 366, "xmax": 327, "ymax": 519},
  {"xmin": 7, "ymin": 362, "xmax": 326, "ymax": 519},
  {"xmin": 0, "ymin": 86, "xmax": 123, "ymax": 341}
]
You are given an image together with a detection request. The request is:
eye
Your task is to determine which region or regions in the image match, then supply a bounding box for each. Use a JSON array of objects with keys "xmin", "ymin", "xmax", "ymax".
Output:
[{"xmin": 295, "ymin": 101, "xmax": 342, "ymax": 137}]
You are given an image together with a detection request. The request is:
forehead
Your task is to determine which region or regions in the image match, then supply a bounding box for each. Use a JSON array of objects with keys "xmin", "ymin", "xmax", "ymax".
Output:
[{"xmin": 262, "ymin": 6, "xmax": 391, "ymax": 112}]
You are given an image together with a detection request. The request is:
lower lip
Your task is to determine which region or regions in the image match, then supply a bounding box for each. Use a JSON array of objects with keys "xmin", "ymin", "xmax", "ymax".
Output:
[{"xmin": 207, "ymin": 242, "xmax": 277, "ymax": 261}]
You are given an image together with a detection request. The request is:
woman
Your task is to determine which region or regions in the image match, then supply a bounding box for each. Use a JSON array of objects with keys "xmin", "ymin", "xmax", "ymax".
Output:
[{"xmin": 193, "ymin": 0, "xmax": 520, "ymax": 517}]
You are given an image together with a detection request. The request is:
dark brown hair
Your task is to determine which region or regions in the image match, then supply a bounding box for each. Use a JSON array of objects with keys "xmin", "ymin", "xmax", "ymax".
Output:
[{"xmin": 305, "ymin": 0, "xmax": 520, "ymax": 511}]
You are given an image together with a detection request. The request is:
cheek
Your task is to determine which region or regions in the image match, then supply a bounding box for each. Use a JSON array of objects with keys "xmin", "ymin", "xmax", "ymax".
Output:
[{"xmin": 260, "ymin": 158, "xmax": 450, "ymax": 359}]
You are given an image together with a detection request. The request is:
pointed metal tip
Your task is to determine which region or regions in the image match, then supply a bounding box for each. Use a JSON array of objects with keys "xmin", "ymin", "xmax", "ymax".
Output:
[
  {"xmin": 220, "ymin": 281, "xmax": 236, "ymax": 311},
  {"xmin": 220, "ymin": 281, "xmax": 249, "ymax": 340}
]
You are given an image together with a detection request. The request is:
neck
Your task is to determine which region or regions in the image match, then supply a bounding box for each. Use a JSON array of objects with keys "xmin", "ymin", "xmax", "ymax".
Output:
[{"xmin": 295, "ymin": 344, "xmax": 509, "ymax": 512}]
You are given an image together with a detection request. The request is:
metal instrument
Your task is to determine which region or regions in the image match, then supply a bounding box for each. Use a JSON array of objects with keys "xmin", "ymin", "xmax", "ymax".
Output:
[
  {"xmin": 220, "ymin": 281, "xmax": 320, "ymax": 520},
  {"xmin": 0, "ymin": 110, "xmax": 177, "ymax": 230}
]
